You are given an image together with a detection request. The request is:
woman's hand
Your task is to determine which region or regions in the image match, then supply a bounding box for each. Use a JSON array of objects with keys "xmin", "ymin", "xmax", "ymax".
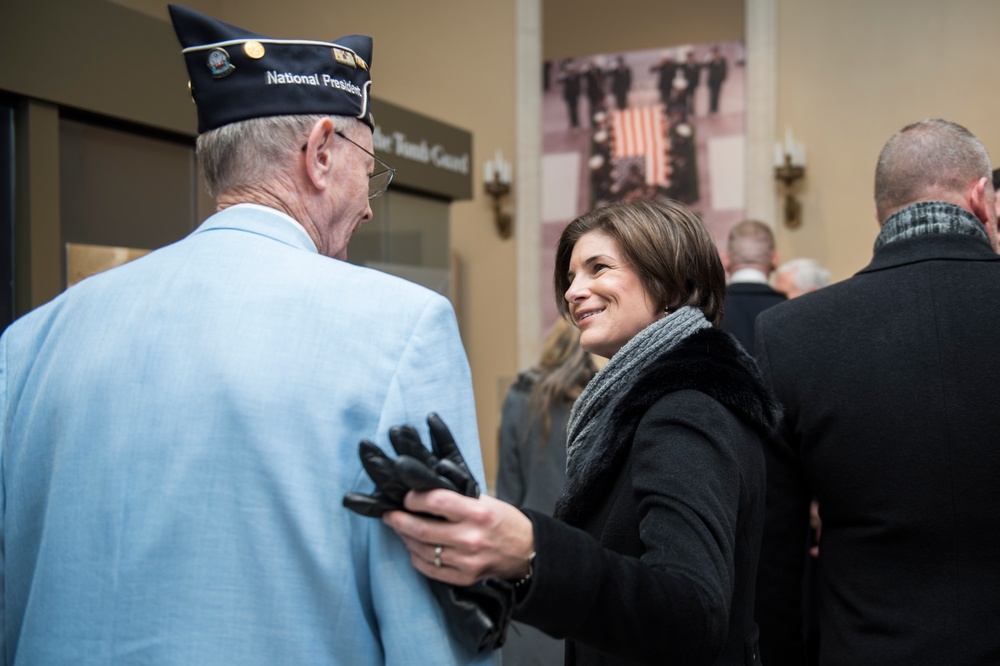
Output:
[{"xmin": 382, "ymin": 489, "xmax": 535, "ymax": 587}]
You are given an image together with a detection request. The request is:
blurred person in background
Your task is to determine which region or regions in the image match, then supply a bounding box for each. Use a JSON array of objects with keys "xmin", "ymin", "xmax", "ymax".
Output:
[
  {"xmin": 610, "ymin": 56, "xmax": 632, "ymax": 110},
  {"xmin": 706, "ymin": 46, "xmax": 728, "ymax": 114},
  {"xmin": 773, "ymin": 258, "xmax": 831, "ymax": 299},
  {"xmin": 496, "ymin": 318, "xmax": 597, "ymax": 665},
  {"xmin": 720, "ymin": 219, "xmax": 786, "ymax": 353}
]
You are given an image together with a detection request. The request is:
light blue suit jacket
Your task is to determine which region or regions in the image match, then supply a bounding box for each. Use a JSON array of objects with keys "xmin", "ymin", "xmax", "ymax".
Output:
[{"xmin": 0, "ymin": 205, "xmax": 496, "ymax": 665}]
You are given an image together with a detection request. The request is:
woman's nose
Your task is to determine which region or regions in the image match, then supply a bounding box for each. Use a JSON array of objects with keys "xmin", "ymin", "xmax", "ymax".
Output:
[{"xmin": 565, "ymin": 275, "xmax": 588, "ymax": 303}]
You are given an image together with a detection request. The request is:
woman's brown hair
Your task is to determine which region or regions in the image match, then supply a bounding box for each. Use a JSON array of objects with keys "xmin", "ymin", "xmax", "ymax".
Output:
[
  {"xmin": 553, "ymin": 199, "xmax": 726, "ymax": 326},
  {"xmin": 527, "ymin": 318, "xmax": 597, "ymax": 444}
]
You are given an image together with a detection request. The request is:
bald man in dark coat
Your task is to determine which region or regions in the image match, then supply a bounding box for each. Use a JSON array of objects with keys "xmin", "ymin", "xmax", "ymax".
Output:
[{"xmin": 754, "ymin": 119, "xmax": 1000, "ymax": 665}]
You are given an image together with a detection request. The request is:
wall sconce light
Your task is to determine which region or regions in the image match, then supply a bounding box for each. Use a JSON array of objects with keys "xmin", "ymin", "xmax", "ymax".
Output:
[
  {"xmin": 484, "ymin": 150, "xmax": 513, "ymax": 239},
  {"xmin": 774, "ymin": 129, "xmax": 807, "ymax": 229}
]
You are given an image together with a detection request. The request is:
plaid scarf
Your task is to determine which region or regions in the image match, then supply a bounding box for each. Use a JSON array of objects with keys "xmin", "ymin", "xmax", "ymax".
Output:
[{"xmin": 875, "ymin": 201, "xmax": 988, "ymax": 251}]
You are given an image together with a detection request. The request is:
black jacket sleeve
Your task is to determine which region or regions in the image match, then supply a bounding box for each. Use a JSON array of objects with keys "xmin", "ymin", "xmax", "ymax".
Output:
[{"xmin": 753, "ymin": 318, "xmax": 812, "ymax": 665}]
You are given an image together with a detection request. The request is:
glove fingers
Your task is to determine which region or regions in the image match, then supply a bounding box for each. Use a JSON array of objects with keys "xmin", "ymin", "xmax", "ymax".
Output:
[
  {"xmin": 435, "ymin": 458, "xmax": 480, "ymax": 498},
  {"xmin": 389, "ymin": 425, "xmax": 437, "ymax": 468},
  {"xmin": 359, "ymin": 440, "xmax": 408, "ymax": 504},
  {"xmin": 396, "ymin": 455, "xmax": 460, "ymax": 493},
  {"xmin": 359, "ymin": 440, "xmax": 395, "ymax": 481},
  {"xmin": 343, "ymin": 491, "xmax": 397, "ymax": 518},
  {"xmin": 427, "ymin": 412, "xmax": 466, "ymax": 469}
]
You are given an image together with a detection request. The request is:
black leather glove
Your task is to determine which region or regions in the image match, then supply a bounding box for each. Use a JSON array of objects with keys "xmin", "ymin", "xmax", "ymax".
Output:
[
  {"xmin": 430, "ymin": 577, "xmax": 515, "ymax": 652},
  {"xmin": 425, "ymin": 412, "xmax": 480, "ymax": 498},
  {"xmin": 387, "ymin": 413, "xmax": 479, "ymax": 498},
  {"xmin": 341, "ymin": 413, "xmax": 513, "ymax": 653},
  {"xmin": 340, "ymin": 440, "xmax": 410, "ymax": 518},
  {"xmin": 342, "ymin": 412, "xmax": 479, "ymax": 518}
]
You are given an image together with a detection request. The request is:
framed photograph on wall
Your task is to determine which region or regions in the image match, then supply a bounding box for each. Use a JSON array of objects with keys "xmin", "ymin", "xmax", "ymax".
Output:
[{"xmin": 539, "ymin": 41, "xmax": 746, "ymax": 332}]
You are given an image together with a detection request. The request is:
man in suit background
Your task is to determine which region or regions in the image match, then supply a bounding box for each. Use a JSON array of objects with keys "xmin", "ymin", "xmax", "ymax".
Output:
[
  {"xmin": 754, "ymin": 119, "xmax": 1000, "ymax": 665},
  {"xmin": 682, "ymin": 50, "xmax": 701, "ymax": 116},
  {"xmin": 705, "ymin": 46, "xmax": 728, "ymax": 115},
  {"xmin": 610, "ymin": 55, "xmax": 632, "ymax": 111},
  {"xmin": 719, "ymin": 218, "xmax": 786, "ymax": 352},
  {"xmin": 0, "ymin": 6, "xmax": 491, "ymax": 665},
  {"xmin": 561, "ymin": 62, "xmax": 582, "ymax": 129}
]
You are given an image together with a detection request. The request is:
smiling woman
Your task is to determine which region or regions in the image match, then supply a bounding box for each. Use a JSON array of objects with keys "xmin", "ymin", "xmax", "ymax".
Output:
[
  {"xmin": 563, "ymin": 231, "xmax": 659, "ymax": 359},
  {"xmin": 554, "ymin": 198, "xmax": 726, "ymax": 338},
  {"xmin": 377, "ymin": 198, "xmax": 781, "ymax": 665}
]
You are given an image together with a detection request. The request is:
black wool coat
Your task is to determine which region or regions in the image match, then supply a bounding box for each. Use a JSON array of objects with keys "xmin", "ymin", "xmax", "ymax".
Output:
[
  {"xmin": 754, "ymin": 232, "xmax": 1000, "ymax": 665},
  {"xmin": 720, "ymin": 283, "xmax": 787, "ymax": 354},
  {"xmin": 513, "ymin": 327, "xmax": 779, "ymax": 665}
]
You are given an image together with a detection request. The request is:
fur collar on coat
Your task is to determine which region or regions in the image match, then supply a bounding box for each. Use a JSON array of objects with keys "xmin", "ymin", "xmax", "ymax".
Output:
[{"xmin": 554, "ymin": 327, "xmax": 780, "ymax": 525}]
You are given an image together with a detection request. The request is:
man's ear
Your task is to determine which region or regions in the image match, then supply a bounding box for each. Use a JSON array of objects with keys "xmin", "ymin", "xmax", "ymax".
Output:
[
  {"xmin": 302, "ymin": 117, "xmax": 337, "ymax": 190},
  {"xmin": 720, "ymin": 250, "xmax": 731, "ymax": 273},
  {"xmin": 967, "ymin": 176, "xmax": 992, "ymax": 226}
]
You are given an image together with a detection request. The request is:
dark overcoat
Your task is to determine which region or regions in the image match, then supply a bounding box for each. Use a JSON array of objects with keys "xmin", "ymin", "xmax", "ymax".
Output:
[
  {"xmin": 754, "ymin": 231, "xmax": 1000, "ymax": 665},
  {"xmin": 720, "ymin": 283, "xmax": 787, "ymax": 353},
  {"xmin": 513, "ymin": 328, "xmax": 778, "ymax": 665}
]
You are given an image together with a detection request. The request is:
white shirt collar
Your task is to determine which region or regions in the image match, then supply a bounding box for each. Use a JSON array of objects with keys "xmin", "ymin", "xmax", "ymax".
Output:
[
  {"xmin": 225, "ymin": 203, "xmax": 317, "ymax": 252},
  {"xmin": 729, "ymin": 267, "xmax": 770, "ymax": 285}
]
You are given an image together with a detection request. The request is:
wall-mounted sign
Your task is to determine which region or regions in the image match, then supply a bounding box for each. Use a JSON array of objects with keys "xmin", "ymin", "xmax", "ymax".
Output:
[
  {"xmin": 371, "ymin": 98, "xmax": 473, "ymax": 201},
  {"xmin": 0, "ymin": 0, "xmax": 473, "ymax": 202}
]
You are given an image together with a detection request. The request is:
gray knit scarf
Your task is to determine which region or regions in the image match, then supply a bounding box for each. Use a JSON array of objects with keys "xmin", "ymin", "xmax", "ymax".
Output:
[
  {"xmin": 875, "ymin": 201, "xmax": 988, "ymax": 251},
  {"xmin": 565, "ymin": 306, "xmax": 711, "ymax": 476}
]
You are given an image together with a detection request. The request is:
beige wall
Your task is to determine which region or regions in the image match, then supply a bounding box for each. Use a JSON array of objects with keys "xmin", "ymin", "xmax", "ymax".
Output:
[
  {"xmin": 776, "ymin": 0, "xmax": 1000, "ymax": 282},
  {"xmin": 543, "ymin": 0, "xmax": 745, "ymax": 59}
]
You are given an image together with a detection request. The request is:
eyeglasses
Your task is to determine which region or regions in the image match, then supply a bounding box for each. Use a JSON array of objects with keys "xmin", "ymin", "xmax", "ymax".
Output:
[{"xmin": 334, "ymin": 130, "xmax": 395, "ymax": 199}]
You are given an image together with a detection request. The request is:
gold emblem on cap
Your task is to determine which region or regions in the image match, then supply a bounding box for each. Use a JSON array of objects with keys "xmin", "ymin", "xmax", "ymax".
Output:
[
  {"xmin": 354, "ymin": 55, "xmax": 368, "ymax": 71},
  {"xmin": 332, "ymin": 48, "xmax": 357, "ymax": 68},
  {"xmin": 243, "ymin": 41, "xmax": 266, "ymax": 59},
  {"xmin": 187, "ymin": 80, "xmax": 196, "ymax": 103}
]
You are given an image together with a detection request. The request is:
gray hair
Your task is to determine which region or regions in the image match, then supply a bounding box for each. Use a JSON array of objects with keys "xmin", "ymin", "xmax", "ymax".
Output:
[
  {"xmin": 776, "ymin": 258, "xmax": 830, "ymax": 293},
  {"xmin": 196, "ymin": 114, "xmax": 353, "ymax": 198},
  {"xmin": 874, "ymin": 119, "xmax": 991, "ymax": 223},
  {"xmin": 726, "ymin": 219, "xmax": 776, "ymax": 267}
]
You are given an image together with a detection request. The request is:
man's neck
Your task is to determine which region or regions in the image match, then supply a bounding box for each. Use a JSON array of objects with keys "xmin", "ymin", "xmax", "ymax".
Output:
[{"xmin": 216, "ymin": 184, "xmax": 323, "ymax": 252}]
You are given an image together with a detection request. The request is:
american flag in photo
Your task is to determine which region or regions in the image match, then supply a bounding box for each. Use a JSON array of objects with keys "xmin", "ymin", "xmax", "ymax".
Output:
[{"xmin": 610, "ymin": 104, "xmax": 669, "ymax": 186}]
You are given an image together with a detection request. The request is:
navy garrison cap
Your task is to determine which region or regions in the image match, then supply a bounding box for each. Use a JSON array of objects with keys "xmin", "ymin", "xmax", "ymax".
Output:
[{"xmin": 168, "ymin": 4, "xmax": 374, "ymax": 134}]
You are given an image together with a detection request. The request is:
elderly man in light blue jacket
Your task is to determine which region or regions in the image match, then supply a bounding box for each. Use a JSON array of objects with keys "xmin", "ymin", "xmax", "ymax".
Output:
[{"xmin": 0, "ymin": 6, "xmax": 494, "ymax": 664}]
